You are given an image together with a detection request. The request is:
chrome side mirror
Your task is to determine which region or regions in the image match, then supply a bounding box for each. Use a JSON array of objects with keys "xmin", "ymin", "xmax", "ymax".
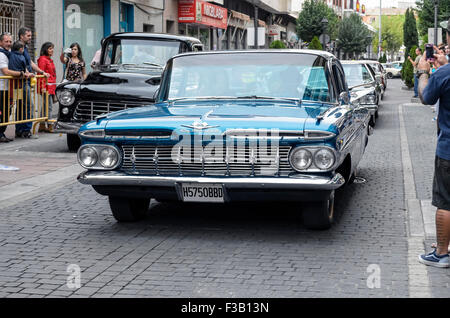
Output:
[{"xmin": 339, "ymin": 91, "xmax": 350, "ymax": 105}]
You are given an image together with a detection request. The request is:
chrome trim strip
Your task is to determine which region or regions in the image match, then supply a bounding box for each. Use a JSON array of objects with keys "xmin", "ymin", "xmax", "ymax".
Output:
[
  {"xmin": 54, "ymin": 121, "xmax": 82, "ymax": 134},
  {"xmin": 78, "ymin": 170, "xmax": 345, "ymax": 191}
]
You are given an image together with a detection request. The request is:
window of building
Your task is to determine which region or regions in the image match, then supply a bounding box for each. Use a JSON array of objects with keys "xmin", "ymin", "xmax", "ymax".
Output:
[
  {"xmin": 143, "ymin": 24, "xmax": 154, "ymax": 33},
  {"xmin": 64, "ymin": 0, "xmax": 104, "ymax": 74},
  {"xmin": 119, "ymin": 2, "xmax": 134, "ymax": 32},
  {"xmin": 166, "ymin": 20, "xmax": 175, "ymax": 34},
  {"xmin": 0, "ymin": 1, "xmax": 24, "ymax": 41}
]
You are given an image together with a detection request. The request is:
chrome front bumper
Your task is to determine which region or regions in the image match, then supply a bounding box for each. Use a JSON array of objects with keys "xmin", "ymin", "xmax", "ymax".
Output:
[
  {"xmin": 54, "ymin": 121, "xmax": 82, "ymax": 134},
  {"xmin": 77, "ymin": 170, "xmax": 345, "ymax": 191},
  {"xmin": 361, "ymin": 104, "xmax": 378, "ymax": 115}
]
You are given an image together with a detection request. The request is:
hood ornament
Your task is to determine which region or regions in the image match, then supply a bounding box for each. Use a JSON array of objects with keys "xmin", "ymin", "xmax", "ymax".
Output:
[{"xmin": 182, "ymin": 110, "xmax": 219, "ymax": 130}]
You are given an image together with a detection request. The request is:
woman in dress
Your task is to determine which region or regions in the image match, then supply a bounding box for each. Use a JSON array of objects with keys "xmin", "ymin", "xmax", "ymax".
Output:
[
  {"xmin": 60, "ymin": 42, "xmax": 86, "ymax": 82},
  {"xmin": 38, "ymin": 42, "xmax": 56, "ymax": 124}
]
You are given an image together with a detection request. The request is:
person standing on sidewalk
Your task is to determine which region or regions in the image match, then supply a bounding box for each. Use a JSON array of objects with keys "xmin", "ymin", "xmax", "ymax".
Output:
[
  {"xmin": 0, "ymin": 33, "xmax": 26, "ymax": 143},
  {"xmin": 37, "ymin": 42, "xmax": 57, "ymax": 128},
  {"xmin": 408, "ymin": 47, "xmax": 422, "ymax": 98},
  {"xmin": 417, "ymin": 18, "xmax": 450, "ymax": 268},
  {"xmin": 14, "ymin": 27, "xmax": 49, "ymax": 139}
]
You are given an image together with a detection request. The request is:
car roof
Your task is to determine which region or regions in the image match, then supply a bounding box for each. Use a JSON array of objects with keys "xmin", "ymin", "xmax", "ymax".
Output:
[
  {"xmin": 172, "ymin": 49, "xmax": 337, "ymax": 60},
  {"xmin": 341, "ymin": 60, "xmax": 373, "ymax": 65},
  {"xmin": 104, "ymin": 32, "xmax": 202, "ymax": 44}
]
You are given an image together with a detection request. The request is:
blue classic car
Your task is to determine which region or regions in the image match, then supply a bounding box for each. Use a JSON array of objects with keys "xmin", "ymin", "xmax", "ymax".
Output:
[{"xmin": 76, "ymin": 50, "xmax": 370, "ymax": 230}]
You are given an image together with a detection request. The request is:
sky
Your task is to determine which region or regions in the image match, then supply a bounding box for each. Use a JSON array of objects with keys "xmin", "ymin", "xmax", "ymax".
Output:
[{"xmin": 364, "ymin": 0, "xmax": 416, "ymax": 9}]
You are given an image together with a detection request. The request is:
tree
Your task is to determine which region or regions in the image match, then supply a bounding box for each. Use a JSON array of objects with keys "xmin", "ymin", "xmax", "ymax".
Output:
[
  {"xmin": 296, "ymin": 0, "xmax": 339, "ymax": 43},
  {"xmin": 379, "ymin": 54, "xmax": 387, "ymax": 63},
  {"xmin": 416, "ymin": 0, "xmax": 450, "ymax": 43},
  {"xmin": 269, "ymin": 40, "xmax": 287, "ymax": 49},
  {"xmin": 308, "ymin": 36, "xmax": 323, "ymax": 50},
  {"xmin": 336, "ymin": 13, "xmax": 372, "ymax": 59},
  {"xmin": 403, "ymin": 8, "xmax": 419, "ymax": 58},
  {"xmin": 401, "ymin": 45, "xmax": 417, "ymax": 88}
]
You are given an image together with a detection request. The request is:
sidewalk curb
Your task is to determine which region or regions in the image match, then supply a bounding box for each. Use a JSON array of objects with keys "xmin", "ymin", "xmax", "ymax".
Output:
[{"xmin": 398, "ymin": 103, "xmax": 431, "ymax": 298}]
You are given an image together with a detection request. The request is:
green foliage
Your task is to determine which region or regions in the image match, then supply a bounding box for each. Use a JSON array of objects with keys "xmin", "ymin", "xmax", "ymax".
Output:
[
  {"xmin": 337, "ymin": 13, "xmax": 372, "ymax": 57},
  {"xmin": 371, "ymin": 14, "xmax": 405, "ymax": 56},
  {"xmin": 269, "ymin": 40, "xmax": 287, "ymax": 49},
  {"xmin": 416, "ymin": 0, "xmax": 450, "ymax": 43},
  {"xmin": 401, "ymin": 46, "xmax": 417, "ymax": 88},
  {"xmin": 308, "ymin": 36, "xmax": 323, "ymax": 50},
  {"xmin": 296, "ymin": 0, "xmax": 339, "ymax": 42},
  {"xmin": 379, "ymin": 54, "xmax": 387, "ymax": 63},
  {"xmin": 403, "ymin": 8, "xmax": 419, "ymax": 58}
]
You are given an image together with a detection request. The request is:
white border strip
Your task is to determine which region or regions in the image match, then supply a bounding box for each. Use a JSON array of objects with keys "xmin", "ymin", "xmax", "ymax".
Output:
[{"xmin": 399, "ymin": 104, "xmax": 431, "ymax": 297}]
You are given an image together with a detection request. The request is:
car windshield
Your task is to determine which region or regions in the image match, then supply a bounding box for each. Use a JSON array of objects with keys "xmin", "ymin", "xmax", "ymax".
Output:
[
  {"xmin": 103, "ymin": 39, "xmax": 181, "ymax": 68},
  {"xmin": 165, "ymin": 53, "xmax": 334, "ymax": 103},
  {"xmin": 342, "ymin": 64, "xmax": 373, "ymax": 87}
]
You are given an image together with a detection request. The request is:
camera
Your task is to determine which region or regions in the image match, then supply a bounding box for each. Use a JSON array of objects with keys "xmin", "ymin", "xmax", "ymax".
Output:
[
  {"xmin": 425, "ymin": 44, "xmax": 435, "ymax": 62},
  {"xmin": 64, "ymin": 47, "xmax": 72, "ymax": 58}
]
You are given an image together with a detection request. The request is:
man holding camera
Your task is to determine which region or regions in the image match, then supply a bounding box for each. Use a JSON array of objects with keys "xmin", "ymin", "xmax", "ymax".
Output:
[{"xmin": 417, "ymin": 18, "xmax": 450, "ymax": 268}]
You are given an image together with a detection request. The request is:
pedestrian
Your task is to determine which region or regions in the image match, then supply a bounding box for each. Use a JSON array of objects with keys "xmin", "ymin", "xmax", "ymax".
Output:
[
  {"xmin": 37, "ymin": 42, "xmax": 57, "ymax": 129},
  {"xmin": 407, "ymin": 47, "xmax": 422, "ymax": 98},
  {"xmin": 0, "ymin": 33, "xmax": 24, "ymax": 142},
  {"xmin": 417, "ymin": 18, "xmax": 450, "ymax": 268},
  {"xmin": 14, "ymin": 27, "xmax": 50, "ymax": 139},
  {"xmin": 90, "ymin": 48, "xmax": 101, "ymax": 70},
  {"xmin": 60, "ymin": 42, "xmax": 86, "ymax": 82}
]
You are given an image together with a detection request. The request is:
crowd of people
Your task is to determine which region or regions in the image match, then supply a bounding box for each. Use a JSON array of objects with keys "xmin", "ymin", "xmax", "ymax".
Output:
[{"xmin": 0, "ymin": 27, "xmax": 87, "ymax": 142}]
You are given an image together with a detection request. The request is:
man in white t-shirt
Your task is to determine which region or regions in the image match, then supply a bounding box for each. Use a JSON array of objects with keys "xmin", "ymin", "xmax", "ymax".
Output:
[{"xmin": 0, "ymin": 32, "xmax": 24, "ymax": 142}]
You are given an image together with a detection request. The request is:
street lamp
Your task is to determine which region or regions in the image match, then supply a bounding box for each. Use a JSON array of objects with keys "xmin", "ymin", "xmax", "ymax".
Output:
[
  {"xmin": 433, "ymin": 0, "xmax": 439, "ymax": 46},
  {"xmin": 367, "ymin": 35, "xmax": 373, "ymax": 59},
  {"xmin": 321, "ymin": 17, "xmax": 328, "ymax": 51}
]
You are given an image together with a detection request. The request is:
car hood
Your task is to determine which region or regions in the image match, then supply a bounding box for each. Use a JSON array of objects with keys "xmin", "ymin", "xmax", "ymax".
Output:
[
  {"xmin": 76, "ymin": 69, "xmax": 162, "ymax": 102},
  {"xmin": 97, "ymin": 101, "xmax": 338, "ymax": 135}
]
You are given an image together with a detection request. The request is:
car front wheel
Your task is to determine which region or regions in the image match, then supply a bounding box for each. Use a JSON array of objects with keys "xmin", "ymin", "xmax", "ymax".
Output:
[
  {"xmin": 302, "ymin": 191, "xmax": 335, "ymax": 230},
  {"xmin": 109, "ymin": 197, "xmax": 150, "ymax": 222}
]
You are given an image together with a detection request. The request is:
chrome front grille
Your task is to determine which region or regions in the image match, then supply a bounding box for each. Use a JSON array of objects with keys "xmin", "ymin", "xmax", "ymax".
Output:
[
  {"xmin": 121, "ymin": 145, "xmax": 294, "ymax": 177},
  {"xmin": 74, "ymin": 101, "xmax": 145, "ymax": 123}
]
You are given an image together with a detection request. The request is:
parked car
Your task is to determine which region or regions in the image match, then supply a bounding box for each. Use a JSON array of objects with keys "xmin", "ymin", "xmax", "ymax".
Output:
[
  {"xmin": 341, "ymin": 61, "xmax": 380, "ymax": 127},
  {"xmin": 382, "ymin": 63, "xmax": 402, "ymax": 78},
  {"xmin": 55, "ymin": 32, "xmax": 203, "ymax": 151},
  {"xmin": 76, "ymin": 50, "xmax": 371, "ymax": 230},
  {"xmin": 362, "ymin": 60, "xmax": 387, "ymax": 97}
]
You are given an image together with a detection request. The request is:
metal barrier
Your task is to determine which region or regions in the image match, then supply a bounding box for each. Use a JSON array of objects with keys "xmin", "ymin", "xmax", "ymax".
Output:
[{"xmin": 0, "ymin": 75, "xmax": 53, "ymax": 133}]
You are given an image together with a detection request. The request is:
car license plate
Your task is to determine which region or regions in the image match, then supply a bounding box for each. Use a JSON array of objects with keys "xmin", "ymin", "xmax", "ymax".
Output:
[{"xmin": 180, "ymin": 183, "xmax": 224, "ymax": 203}]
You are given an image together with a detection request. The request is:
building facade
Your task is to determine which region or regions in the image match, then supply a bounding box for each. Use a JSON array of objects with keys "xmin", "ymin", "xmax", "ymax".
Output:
[{"xmin": 35, "ymin": 0, "xmax": 165, "ymax": 81}]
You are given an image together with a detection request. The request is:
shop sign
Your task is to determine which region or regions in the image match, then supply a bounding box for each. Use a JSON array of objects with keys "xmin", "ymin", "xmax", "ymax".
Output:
[
  {"xmin": 356, "ymin": 0, "xmax": 360, "ymax": 12},
  {"xmin": 361, "ymin": 4, "xmax": 365, "ymax": 14},
  {"xmin": 178, "ymin": 0, "xmax": 227, "ymax": 29},
  {"xmin": 268, "ymin": 25, "xmax": 280, "ymax": 36}
]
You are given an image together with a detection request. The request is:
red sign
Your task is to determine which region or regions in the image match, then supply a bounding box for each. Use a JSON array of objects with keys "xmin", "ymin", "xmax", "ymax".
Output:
[
  {"xmin": 178, "ymin": 0, "xmax": 227, "ymax": 29},
  {"xmin": 356, "ymin": 0, "xmax": 360, "ymax": 12}
]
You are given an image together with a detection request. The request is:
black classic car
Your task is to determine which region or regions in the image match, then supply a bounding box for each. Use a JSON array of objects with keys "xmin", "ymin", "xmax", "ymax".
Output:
[
  {"xmin": 55, "ymin": 32, "xmax": 203, "ymax": 150},
  {"xmin": 76, "ymin": 50, "xmax": 371, "ymax": 230}
]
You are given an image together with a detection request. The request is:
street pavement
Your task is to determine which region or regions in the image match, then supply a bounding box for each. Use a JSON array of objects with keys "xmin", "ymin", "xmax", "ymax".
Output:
[{"xmin": 0, "ymin": 78, "xmax": 448, "ymax": 298}]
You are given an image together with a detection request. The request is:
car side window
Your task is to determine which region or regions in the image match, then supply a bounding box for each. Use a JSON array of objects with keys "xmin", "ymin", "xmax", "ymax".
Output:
[
  {"xmin": 103, "ymin": 41, "xmax": 114, "ymax": 64},
  {"xmin": 332, "ymin": 64, "xmax": 344, "ymax": 94}
]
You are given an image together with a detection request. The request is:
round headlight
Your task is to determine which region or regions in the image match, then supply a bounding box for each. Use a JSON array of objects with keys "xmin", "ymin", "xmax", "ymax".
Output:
[
  {"xmin": 99, "ymin": 147, "xmax": 119, "ymax": 168},
  {"xmin": 79, "ymin": 147, "xmax": 98, "ymax": 167},
  {"xmin": 290, "ymin": 148, "xmax": 313, "ymax": 171},
  {"xmin": 314, "ymin": 148, "xmax": 335, "ymax": 170},
  {"xmin": 58, "ymin": 89, "xmax": 75, "ymax": 106}
]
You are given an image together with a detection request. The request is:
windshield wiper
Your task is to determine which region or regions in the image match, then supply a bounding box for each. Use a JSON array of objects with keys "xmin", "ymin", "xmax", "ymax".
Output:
[
  {"xmin": 142, "ymin": 62, "xmax": 164, "ymax": 69},
  {"xmin": 235, "ymin": 95, "xmax": 300, "ymax": 104}
]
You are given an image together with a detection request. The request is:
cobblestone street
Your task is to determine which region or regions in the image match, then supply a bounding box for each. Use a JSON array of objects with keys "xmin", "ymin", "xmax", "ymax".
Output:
[{"xmin": 0, "ymin": 79, "xmax": 448, "ymax": 298}]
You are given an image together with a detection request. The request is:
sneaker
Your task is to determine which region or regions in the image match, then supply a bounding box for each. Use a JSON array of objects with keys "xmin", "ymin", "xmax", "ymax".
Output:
[
  {"xmin": 0, "ymin": 134, "xmax": 11, "ymax": 143},
  {"xmin": 20, "ymin": 131, "xmax": 38, "ymax": 139},
  {"xmin": 418, "ymin": 250, "xmax": 449, "ymax": 268}
]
